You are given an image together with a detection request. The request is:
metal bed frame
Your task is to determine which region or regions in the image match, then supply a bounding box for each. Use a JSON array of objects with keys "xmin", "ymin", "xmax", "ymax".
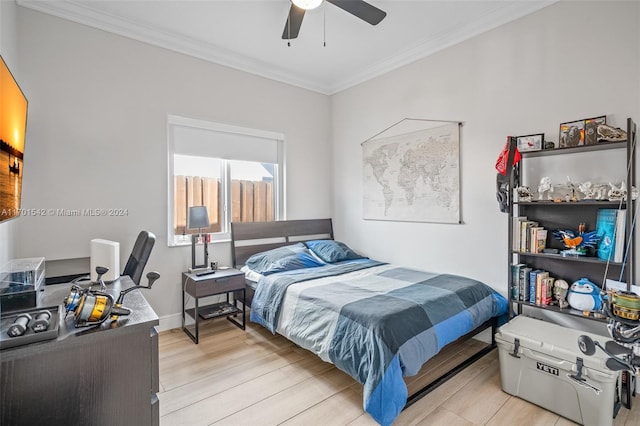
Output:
[{"xmin": 230, "ymin": 218, "xmax": 498, "ymax": 410}]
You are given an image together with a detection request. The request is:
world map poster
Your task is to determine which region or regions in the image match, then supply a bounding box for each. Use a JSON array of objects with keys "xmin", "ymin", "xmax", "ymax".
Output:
[{"xmin": 362, "ymin": 123, "xmax": 460, "ymax": 223}]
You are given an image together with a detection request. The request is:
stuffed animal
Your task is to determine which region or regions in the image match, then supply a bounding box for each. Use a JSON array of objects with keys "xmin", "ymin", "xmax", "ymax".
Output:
[{"xmin": 567, "ymin": 278, "xmax": 602, "ymax": 311}]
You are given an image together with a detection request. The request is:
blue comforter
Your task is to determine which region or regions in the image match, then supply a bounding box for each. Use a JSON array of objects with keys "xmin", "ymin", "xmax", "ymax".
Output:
[{"xmin": 250, "ymin": 260, "xmax": 507, "ymax": 425}]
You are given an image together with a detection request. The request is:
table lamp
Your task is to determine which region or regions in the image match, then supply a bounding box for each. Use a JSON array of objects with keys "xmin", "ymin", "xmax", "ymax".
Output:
[{"xmin": 187, "ymin": 206, "xmax": 210, "ymax": 272}]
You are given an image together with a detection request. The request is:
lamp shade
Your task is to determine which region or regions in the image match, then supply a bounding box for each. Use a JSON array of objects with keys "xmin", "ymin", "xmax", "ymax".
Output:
[{"xmin": 187, "ymin": 206, "xmax": 210, "ymax": 230}]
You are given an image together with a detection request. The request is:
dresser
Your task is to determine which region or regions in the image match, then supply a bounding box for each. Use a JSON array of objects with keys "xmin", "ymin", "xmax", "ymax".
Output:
[{"xmin": 0, "ymin": 276, "xmax": 159, "ymax": 426}]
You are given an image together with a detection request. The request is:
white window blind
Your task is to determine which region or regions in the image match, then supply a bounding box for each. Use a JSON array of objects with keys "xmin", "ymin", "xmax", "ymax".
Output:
[
  {"xmin": 167, "ymin": 115, "xmax": 284, "ymax": 246},
  {"xmin": 172, "ymin": 125, "xmax": 280, "ymax": 164}
]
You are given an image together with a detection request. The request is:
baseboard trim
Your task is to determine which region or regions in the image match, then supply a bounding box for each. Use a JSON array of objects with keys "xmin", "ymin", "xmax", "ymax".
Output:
[{"xmin": 157, "ymin": 313, "xmax": 182, "ymax": 332}]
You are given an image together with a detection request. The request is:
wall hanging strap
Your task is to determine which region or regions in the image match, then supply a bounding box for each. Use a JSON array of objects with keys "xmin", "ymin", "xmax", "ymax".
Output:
[{"xmin": 361, "ymin": 118, "xmax": 463, "ymax": 145}]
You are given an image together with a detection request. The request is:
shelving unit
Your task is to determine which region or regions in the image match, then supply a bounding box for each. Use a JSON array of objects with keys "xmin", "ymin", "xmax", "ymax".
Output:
[{"xmin": 507, "ymin": 118, "xmax": 637, "ymax": 321}]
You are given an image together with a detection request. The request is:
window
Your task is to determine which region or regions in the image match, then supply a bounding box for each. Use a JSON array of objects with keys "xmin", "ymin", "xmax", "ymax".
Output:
[{"xmin": 168, "ymin": 115, "xmax": 284, "ymax": 246}]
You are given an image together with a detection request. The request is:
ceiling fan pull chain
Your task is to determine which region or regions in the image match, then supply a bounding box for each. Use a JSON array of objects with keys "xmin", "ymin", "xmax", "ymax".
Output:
[
  {"xmin": 323, "ymin": 3, "xmax": 326, "ymax": 47},
  {"xmin": 287, "ymin": 6, "xmax": 291, "ymax": 47}
]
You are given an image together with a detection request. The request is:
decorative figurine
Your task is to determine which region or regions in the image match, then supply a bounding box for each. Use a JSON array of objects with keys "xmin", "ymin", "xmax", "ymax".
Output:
[
  {"xmin": 564, "ymin": 176, "xmax": 578, "ymax": 202},
  {"xmin": 553, "ymin": 279, "xmax": 570, "ymax": 308},
  {"xmin": 553, "ymin": 223, "xmax": 600, "ymax": 256},
  {"xmin": 515, "ymin": 186, "xmax": 533, "ymax": 202},
  {"xmin": 550, "ymin": 176, "xmax": 580, "ymax": 202},
  {"xmin": 594, "ymin": 183, "xmax": 608, "ymax": 200},
  {"xmin": 538, "ymin": 177, "xmax": 553, "ymax": 200},
  {"xmin": 567, "ymin": 278, "xmax": 603, "ymax": 312},
  {"xmin": 608, "ymin": 182, "xmax": 626, "ymax": 201},
  {"xmin": 605, "ymin": 181, "xmax": 639, "ymax": 201},
  {"xmin": 578, "ymin": 181, "xmax": 596, "ymax": 200},
  {"xmin": 578, "ymin": 181, "xmax": 613, "ymax": 200},
  {"xmin": 597, "ymin": 124, "xmax": 627, "ymax": 142}
]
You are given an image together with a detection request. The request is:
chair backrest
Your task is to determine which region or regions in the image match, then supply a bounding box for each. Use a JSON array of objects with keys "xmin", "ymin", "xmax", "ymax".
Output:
[{"xmin": 122, "ymin": 231, "xmax": 156, "ymax": 285}]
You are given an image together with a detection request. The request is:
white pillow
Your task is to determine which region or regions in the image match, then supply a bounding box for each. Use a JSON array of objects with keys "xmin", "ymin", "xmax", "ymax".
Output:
[{"xmin": 241, "ymin": 265, "xmax": 264, "ymax": 283}]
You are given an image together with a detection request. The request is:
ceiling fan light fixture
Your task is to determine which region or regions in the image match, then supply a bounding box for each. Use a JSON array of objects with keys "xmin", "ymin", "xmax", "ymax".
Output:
[{"xmin": 291, "ymin": 0, "xmax": 323, "ymax": 10}]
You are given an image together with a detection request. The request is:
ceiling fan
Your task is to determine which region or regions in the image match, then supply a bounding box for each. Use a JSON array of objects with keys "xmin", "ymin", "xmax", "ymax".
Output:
[{"xmin": 282, "ymin": 0, "xmax": 387, "ymax": 40}]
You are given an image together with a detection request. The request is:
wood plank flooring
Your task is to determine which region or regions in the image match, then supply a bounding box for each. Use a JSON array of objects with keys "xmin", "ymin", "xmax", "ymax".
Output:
[{"xmin": 158, "ymin": 319, "xmax": 640, "ymax": 426}]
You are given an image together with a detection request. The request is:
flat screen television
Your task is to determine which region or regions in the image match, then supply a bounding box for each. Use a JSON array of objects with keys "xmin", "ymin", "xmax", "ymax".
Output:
[{"xmin": 0, "ymin": 55, "xmax": 28, "ymax": 223}]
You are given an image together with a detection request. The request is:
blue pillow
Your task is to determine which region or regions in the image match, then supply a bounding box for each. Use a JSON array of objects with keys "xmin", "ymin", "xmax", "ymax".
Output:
[
  {"xmin": 245, "ymin": 243, "xmax": 309, "ymax": 274},
  {"xmin": 259, "ymin": 251, "xmax": 325, "ymax": 275},
  {"xmin": 305, "ymin": 240, "xmax": 364, "ymax": 263}
]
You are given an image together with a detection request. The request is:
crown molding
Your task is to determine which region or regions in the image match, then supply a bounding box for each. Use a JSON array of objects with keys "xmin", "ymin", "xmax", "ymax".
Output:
[
  {"xmin": 327, "ymin": 1, "xmax": 557, "ymax": 94},
  {"xmin": 18, "ymin": 0, "xmax": 556, "ymax": 96},
  {"xmin": 17, "ymin": 0, "xmax": 333, "ymax": 94}
]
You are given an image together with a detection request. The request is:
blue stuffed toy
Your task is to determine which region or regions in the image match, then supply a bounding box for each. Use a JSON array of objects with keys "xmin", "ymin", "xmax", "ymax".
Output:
[{"xmin": 567, "ymin": 278, "xmax": 602, "ymax": 311}]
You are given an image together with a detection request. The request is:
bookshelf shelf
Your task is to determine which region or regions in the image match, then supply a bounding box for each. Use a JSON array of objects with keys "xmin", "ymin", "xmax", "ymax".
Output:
[
  {"xmin": 513, "ymin": 251, "xmax": 624, "ymax": 266},
  {"xmin": 507, "ymin": 118, "xmax": 637, "ymax": 320},
  {"xmin": 520, "ymin": 140, "xmax": 627, "ymax": 158},
  {"xmin": 511, "ymin": 300, "xmax": 608, "ymax": 323},
  {"xmin": 514, "ymin": 200, "xmax": 627, "ymax": 207}
]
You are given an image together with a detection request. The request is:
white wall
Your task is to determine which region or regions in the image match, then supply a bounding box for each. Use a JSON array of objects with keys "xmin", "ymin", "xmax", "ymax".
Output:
[
  {"xmin": 330, "ymin": 1, "xmax": 640, "ymax": 300},
  {"xmin": 14, "ymin": 7, "xmax": 332, "ymax": 325},
  {"xmin": 11, "ymin": 1, "xmax": 640, "ymax": 331},
  {"xmin": 0, "ymin": 0, "xmax": 20, "ymax": 266}
]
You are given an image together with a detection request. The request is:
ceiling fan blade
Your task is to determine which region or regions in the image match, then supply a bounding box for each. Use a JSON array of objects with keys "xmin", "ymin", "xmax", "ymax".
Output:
[
  {"xmin": 282, "ymin": 4, "xmax": 306, "ymax": 39},
  {"xmin": 327, "ymin": 0, "xmax": 386, "ymax": 25}
]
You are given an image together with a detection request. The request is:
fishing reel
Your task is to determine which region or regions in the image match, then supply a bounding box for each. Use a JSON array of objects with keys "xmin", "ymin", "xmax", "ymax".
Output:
[
  {"xmin": 63, "ymin": 285, "xmax": 123, "ymax": 328},
  {"xmin": 610, "ymin": 291, "xmax": 640, "ymax": 322},
  {"xmin": 63, "ymin": 267, "xmax": 160, "ymax": 328},
  {"xmin": 577, "ymin": 289, "xmax": 640, "ymax": 378},
  {"xmin": 600, "ymin": 289, "xmax": 640, "ymax": 347}
]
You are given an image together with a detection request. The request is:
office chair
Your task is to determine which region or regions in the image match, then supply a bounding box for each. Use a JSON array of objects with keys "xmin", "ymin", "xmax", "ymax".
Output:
[{"xmin": 122, "ymin": 231, "xmax": 156, "ymax": 285}]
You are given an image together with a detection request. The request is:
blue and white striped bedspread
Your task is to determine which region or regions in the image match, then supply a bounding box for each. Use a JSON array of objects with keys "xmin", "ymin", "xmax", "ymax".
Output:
[{"xmin": 250, "ymin": 260, "xmax": 508, "ymax": 425}]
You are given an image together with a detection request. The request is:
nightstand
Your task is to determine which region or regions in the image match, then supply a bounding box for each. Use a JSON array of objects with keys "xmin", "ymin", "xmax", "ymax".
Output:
[{"xmin": 181, "ymin": 268, "xmax": 245, "ymax": 344}]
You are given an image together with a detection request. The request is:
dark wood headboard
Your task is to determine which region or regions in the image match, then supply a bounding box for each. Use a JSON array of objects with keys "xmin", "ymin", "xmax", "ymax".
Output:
[{"xmin": 230, "ymin": 219, "xmax": 334, "ymax": 268}]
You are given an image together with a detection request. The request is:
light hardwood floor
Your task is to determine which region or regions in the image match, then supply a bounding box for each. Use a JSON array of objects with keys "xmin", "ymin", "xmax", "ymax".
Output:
[{"xmin": 158, "ymin": 319, "xmax": 640, "ymax": 426}]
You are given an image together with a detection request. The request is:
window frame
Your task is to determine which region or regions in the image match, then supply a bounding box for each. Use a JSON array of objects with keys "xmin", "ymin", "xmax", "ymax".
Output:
[{"xmin": 167, "ymin": 114, "xmax": 285, "ymax": 247}]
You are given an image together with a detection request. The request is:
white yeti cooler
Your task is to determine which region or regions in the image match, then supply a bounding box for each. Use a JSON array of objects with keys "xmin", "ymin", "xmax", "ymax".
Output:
[{"xmin": 495, "ymin": 316, "xmax": 620, "ymax": 426}]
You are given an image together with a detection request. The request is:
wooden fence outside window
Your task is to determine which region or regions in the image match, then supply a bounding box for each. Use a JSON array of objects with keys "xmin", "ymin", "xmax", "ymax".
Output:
[{"xmin": 174, "ymin": 176, "xmax": 274, "ymax": 235}]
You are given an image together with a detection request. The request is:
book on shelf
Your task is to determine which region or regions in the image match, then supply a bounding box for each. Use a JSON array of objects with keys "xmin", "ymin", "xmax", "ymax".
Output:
[
  {"xmin": 529, "ymin": 269, "xmax": 542, "ymax": 304},
  {"xmin": 529, "ymin": 227, "xmax": 542, "ymax": 253},
  {"xmin": 536, "ymin": 229, "xmax": 548, "ymax": 253},
  {"xmin": 541, "ymin": 276, "xmax": 554, "ymax": 305},
  {"xmin": 526, "ymin": 226, "xmax": 547, "ymax": 254},
  {"xmin": 520, "ymin": 220, "xmax": 528, "ymax": 252},
  {"xmin": 520, "ymin": 221, "xmax": 538, "ymax": 252},
  {"xmin": 510, "ymin": 263, "xmax": 524, "ymax": 300},
  {"xmin": 614, "ymin": 209, "xmax": 626, "ymax": 263},
  {"xmin": 520, "ymin": 266, "xmax": 532, "ymax": 302},
  {"xmin": 513, "ymin": 216, "xmax": 527, "ymax": 251},
  {"xmin": 596, "ymin": 208, "xmax": 617, "ymax": 261},
  {"xmin": 535, "ymin": 271, "xmax": 549, "ymax": 305}
]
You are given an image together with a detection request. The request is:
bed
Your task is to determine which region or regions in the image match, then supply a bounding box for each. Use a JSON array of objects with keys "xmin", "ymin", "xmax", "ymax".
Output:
[{"xmin": 231, "ymin": 219, "xmax": 508, "ymax": 426}]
